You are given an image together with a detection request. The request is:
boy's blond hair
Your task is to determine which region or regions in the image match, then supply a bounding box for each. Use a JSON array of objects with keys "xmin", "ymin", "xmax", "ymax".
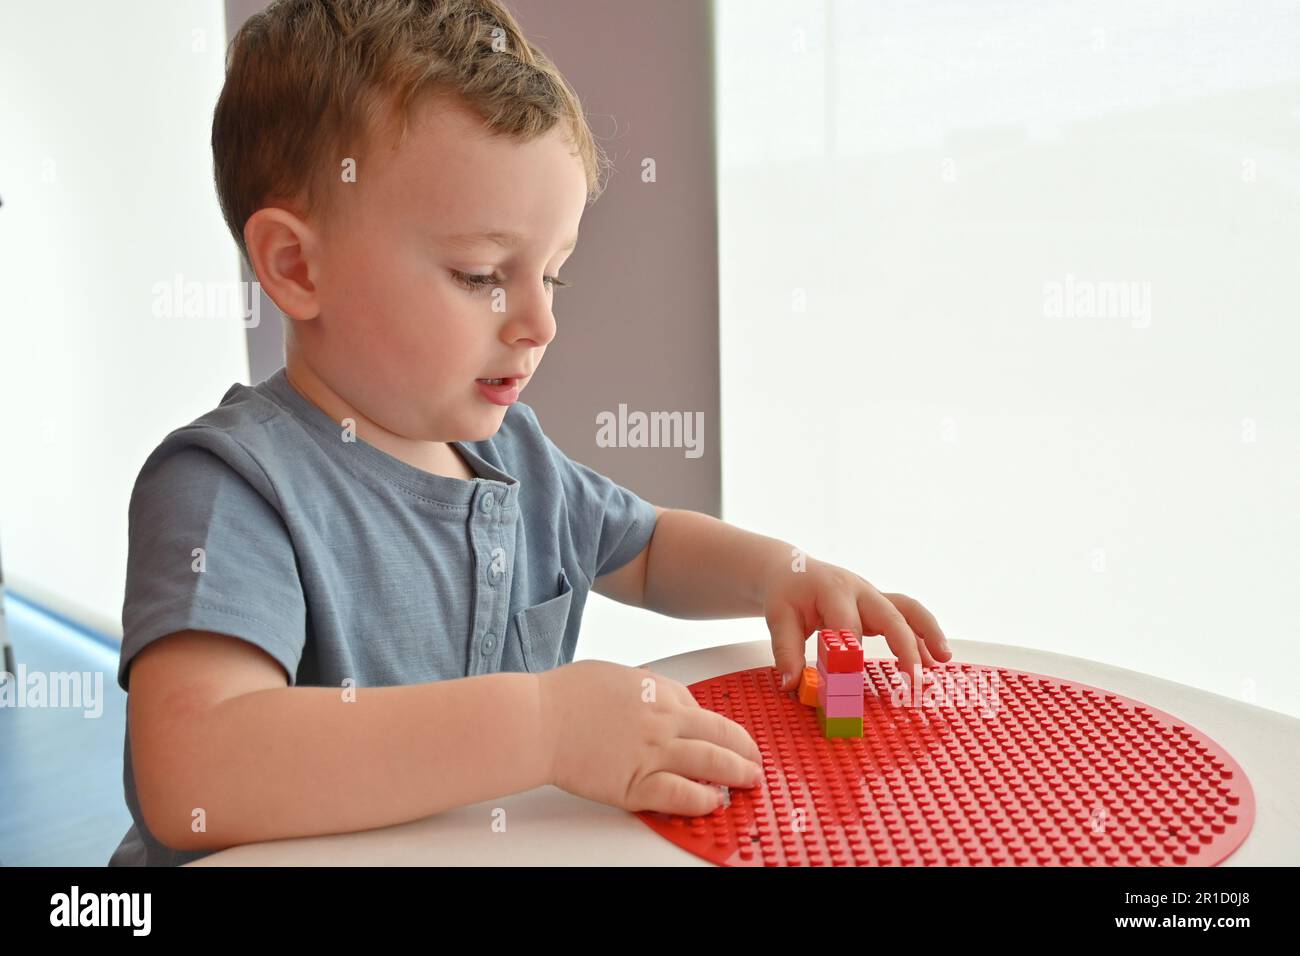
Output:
[{"xmin": 212, "ymin": 0, "xmax": 608, "ymax": 266}]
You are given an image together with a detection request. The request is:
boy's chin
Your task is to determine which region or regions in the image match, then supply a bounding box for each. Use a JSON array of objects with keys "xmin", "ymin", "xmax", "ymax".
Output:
[{"xmin": 460, "ymin": 408, "xmax": 508, "ymax": 441}]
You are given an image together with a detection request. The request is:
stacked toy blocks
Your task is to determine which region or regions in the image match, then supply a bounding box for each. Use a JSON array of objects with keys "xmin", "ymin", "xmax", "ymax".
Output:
[{"xmin": 814, "ymin": 628, "xmax": 864, "ymax": 738}]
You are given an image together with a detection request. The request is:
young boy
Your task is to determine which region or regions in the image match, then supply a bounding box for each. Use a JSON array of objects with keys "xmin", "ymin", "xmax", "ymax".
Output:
[{"xmin": 109, "ymin": 0, "xmax": 949, "ymax": 866}]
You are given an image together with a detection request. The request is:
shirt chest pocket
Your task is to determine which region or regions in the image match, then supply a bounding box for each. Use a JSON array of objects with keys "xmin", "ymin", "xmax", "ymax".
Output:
[{"xmin": 512, "ymin": 568, "xmax": 574, "ymax": 673}]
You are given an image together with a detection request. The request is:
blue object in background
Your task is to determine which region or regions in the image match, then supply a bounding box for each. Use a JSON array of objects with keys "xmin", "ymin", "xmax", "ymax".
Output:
[{"xmin": 0, "ymin": 592, "xmax": 129, "ymax": 867}]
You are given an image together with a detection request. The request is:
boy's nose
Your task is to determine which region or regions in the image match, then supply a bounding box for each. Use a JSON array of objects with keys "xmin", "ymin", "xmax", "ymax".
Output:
[{"xmin": 510, "ymin": 293, "xmax": 558, "ymax": 347}]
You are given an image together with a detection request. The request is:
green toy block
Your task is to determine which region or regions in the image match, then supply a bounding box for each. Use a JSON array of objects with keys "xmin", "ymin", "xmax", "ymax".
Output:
[{"xmin": 816, "ymin": 705, "xmax": 863, "ymax": 738}]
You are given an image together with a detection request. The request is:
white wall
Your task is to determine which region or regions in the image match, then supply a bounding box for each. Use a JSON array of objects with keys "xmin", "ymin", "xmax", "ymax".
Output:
[
  {"xmin": 0, "ymin": 0, "xmax": 249, "ymax": 638},
  {"xmin": 709, "ymin": 0, "xmax": 1300, "ymax": 717},
  {"xmin": 4, "ymin": 0, "xmax": 1296, "ymax": 723}
]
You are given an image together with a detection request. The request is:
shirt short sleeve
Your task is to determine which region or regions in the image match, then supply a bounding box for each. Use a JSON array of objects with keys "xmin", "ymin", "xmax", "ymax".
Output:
[
  {"xmin": 520, "ymin": 405, "xmax": 660, "ymax": 583},
  {"xmin": 118, "ymin": 440, "xmax": 307, "ymax": 692}
]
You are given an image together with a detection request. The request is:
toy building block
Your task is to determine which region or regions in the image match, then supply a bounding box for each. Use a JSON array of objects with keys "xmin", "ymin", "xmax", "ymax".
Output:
[
  {"xmin": 816, "ymin": 707, "xmax": 864, "ymax": 738},
  {"xmin": 819, "ymin": 669, "xmax": 862, "ymax": 696},
  {"xmin": 817, "ymin": 629, "xmax": 863, "ymax": 674},
  {"xmin": 817, "ymin": 675, "xmax": 863, "ymax": 717},
  {"xmin": 797, "ymin": 666, "xmax": 819, "ymax": 707},
  {"xmin": 815, "ymin": 628, "xmax": 865, "ymax": 738}
]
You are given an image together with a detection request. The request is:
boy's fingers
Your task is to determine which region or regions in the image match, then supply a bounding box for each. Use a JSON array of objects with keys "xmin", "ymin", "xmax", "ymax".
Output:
[
  {"xmin": 765, "ymin": 601, "xmax": 808, "ymax": 691},
  {"xmin": 815, "ymin": 589, "xmax": 860, "ymax": 642},
  {"xmin": 635, "ymin": 770, "xmax": 729, "ymax": 817},
  {"xmin": 677, "ymin": 706, "xmax": 762, "ymax": 764},
  {"xmin": 674, "ymin": 686, "xmax": 704, "ymax": 708},
  {"xmin": 885, "ymin": 592, "xmax": 951, "ymax": 661},
  {"xmin": 663, "ymin": 738, "xmax": 762, "ymax": 790},
  {"xmin": 856, "ymin": 587, "xmax": 921, "ymax": 684},
  {"xmin": 917, "ymin": 636, "xmax": 938, "ymax": 668},
  {"xmin": 652, "ymin": 674, "xmax": 698, "ymax": 708}
]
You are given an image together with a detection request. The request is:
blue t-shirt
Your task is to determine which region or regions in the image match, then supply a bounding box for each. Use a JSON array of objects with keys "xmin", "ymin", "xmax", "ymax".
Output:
[{"xmin": 108, "ymin": 367, "xmax": 659, "ymax": 866}]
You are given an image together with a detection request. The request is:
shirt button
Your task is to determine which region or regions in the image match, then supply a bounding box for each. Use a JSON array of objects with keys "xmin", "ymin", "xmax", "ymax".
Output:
[
  {"xmin": 482, "ymin": 632, "xmax": 496, "ymax": 654},
  {"xmin": 480, "ymin": 493, "xmax": 495, "ymax": 514}
]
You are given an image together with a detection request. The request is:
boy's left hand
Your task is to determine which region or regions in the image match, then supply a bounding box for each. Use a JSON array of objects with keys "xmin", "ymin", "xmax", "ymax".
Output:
[{"xmin": 762, "ymin": 556, "xmax": 951, "ymax": 692}]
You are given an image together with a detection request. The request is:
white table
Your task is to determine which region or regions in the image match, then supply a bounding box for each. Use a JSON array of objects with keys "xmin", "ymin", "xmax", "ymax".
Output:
[{"xmin": 191, "ymin": 639, "xmax": 1300, "ymax": 866}]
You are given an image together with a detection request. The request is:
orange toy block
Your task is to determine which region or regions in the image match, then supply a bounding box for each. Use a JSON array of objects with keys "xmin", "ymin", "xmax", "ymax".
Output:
[{"xmin": 797, "ymin": 666, "xmax": 820, "ymax": 707}]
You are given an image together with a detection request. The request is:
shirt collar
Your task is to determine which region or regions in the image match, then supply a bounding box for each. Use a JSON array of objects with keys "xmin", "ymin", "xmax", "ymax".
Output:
[{"xmin": 254, "ymin": 367, "xmax": 518, "ymax": 510}]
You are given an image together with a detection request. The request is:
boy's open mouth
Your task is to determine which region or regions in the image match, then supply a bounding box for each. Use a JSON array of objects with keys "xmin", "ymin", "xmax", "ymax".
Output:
[
  {"xmin": 474, "ymin": 375, "xmax": 526, "ymax": 406},
  {"xmin": 476, "ymin": 369, "xmax": 530, "ymax": 386}
]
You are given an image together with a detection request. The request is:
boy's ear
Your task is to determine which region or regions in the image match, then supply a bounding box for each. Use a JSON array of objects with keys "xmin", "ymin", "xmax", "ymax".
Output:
[{"xmin": 244, "ymin": 206, "xmax": 321, "ymax": 321}]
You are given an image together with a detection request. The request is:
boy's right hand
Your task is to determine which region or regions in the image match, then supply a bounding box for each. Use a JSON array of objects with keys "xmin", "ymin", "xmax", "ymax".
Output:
[{"xmin": 536, "ymin": 660, "xmax": 763, "ymax": 817}]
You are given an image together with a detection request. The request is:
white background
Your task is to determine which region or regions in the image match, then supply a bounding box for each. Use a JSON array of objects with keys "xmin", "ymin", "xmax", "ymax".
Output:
[
  {"xmin": 599, "ymin": 0, "xmax": 1299, "ymax": 719},
  {"xmin": 0, "ymin": 1, "xmax": 248, "ymax": 636},
  {"xmin": 2, "ymin": 1, "xmax": 1298, "ymax": 721}
]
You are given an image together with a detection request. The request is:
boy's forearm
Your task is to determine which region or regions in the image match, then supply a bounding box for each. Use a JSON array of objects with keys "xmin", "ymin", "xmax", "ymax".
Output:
[
  {"xmin": 141, "ymin": 672, "xmax": 550, "ymax": 852},
  {"xmin": 641, "ymin": 508, "xmax": 795, "ymax": 619}
]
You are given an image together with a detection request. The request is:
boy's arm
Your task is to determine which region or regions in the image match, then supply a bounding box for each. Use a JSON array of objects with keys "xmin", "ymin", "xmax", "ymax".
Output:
[
  {"xmin": 130, "ymin": 629, "xmax": 552, "ymax": 853},
  {"xmin": 615, "ymin": 508, "xmax": 950, "ymax": 693},
  {"xmin": 590, "ymin": 505, "xmax": 664, "ymax": 608},
  {"xmin": 593, "ymin": 506, "xmax": 792, "ymax": 619}
]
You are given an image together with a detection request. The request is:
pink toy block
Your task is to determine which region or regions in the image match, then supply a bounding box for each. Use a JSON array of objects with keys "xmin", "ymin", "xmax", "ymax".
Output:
[
  {"xmin": 817, "ymin": 661, "xmax": 862, "ymax": 697},
  {"xmin": 817, "ymin": 677, "xmax": 864, "ymax": 717}
]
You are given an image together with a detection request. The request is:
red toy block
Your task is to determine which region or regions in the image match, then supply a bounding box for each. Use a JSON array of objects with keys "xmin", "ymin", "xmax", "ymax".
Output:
[{"xmin": 817, "ymin": 630, "xmax": 863, "ymax": 673}]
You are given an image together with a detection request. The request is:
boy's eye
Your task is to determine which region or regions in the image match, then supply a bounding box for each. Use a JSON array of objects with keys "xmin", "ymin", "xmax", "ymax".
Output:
[
  {"xmin": 451, "ymin": 271, "xmax": 571, "ymax": 293},
  {"xmin": 451, "ymin": 270, "xmax": 503, "ymax": 292}
]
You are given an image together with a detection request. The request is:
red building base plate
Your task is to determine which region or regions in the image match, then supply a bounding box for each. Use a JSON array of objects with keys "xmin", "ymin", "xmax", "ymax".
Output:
[{"xmin": 636, "ymin": 661, "xmax": 1254, "ymax": 866}]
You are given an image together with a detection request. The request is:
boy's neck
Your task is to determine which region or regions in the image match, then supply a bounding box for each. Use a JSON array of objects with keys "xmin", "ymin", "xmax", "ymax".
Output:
[{"xmin": 282, "ymin": 355, "xmax": 476, "ymax": 482}]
